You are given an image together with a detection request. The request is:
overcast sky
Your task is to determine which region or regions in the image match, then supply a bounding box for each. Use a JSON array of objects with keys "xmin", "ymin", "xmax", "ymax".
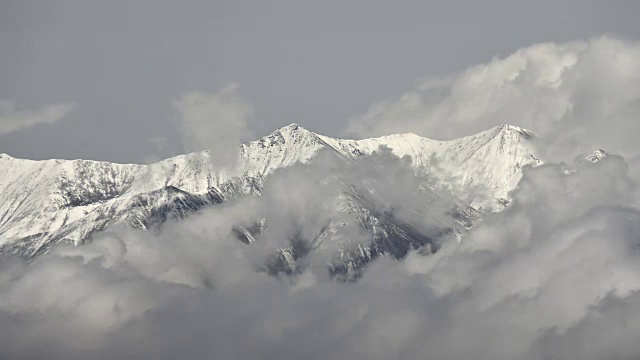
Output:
[{"xmin": 1, "ymin": 0, "xmax": 639, "ymax": 163}]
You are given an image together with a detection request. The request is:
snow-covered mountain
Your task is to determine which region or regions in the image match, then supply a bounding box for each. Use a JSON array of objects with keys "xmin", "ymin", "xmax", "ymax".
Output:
[
  {"xmin": 0, "ymin": 123, "xmax": 541, "ymax": 262},
  {"xmin": 582, "ymin": 148, "xmax": 608, "ymax": 163}
]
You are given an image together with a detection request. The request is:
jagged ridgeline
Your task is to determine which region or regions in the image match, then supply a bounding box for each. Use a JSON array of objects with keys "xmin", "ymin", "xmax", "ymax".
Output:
[{"xmin": 0, "ymin": 124, "xmax": 542, "ymax": 273}]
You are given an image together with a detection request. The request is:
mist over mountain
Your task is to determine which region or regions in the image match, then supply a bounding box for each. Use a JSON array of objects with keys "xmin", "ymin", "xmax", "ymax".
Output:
[
  {"xmin": 0, "ymin": 123, "xmax": 540, "ymax": 273},
  {"xmin": 1, "ymin": 34, "xmax": 640, "ymax": 360}
]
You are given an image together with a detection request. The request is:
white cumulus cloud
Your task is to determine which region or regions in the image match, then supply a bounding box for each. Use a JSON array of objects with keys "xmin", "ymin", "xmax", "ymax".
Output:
[{"xmin": 347, "ymin": 36, "xmax": 640, "ymax": 161}]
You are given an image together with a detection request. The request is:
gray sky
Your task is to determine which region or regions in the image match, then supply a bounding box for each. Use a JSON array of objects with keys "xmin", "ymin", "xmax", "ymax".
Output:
[{"xmin": 1, "ymin": 0, "xmax": 639, "ymax": 163}]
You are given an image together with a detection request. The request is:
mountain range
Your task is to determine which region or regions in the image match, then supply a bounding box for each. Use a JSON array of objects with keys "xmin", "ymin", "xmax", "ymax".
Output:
[{"xmin": 0, "ymin": 123, "xmax": 546, "ymax": 273}]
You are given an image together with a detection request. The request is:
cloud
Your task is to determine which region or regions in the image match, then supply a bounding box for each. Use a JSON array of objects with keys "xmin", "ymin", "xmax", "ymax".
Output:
[
  {"xmin": 347, "ymin": 36, "xmax": 640, "ymax": 161},
  {"xmin": 248, "ymin": 146, "xmax": 465, "ymax": 271},
  {"xmin": 0, "ymin": 145, "xmax": 639, "ymax": 359},
  {"xmin": 174, "ymin": 83, "xmax": 253, "ymax": 168},
  {"xmin": 0, "ymin": 100, "xmax": 75, "ymax": 135},
  {"xmin": 2, "ymin": 38, "xmax": 640, "ymax": 359}
]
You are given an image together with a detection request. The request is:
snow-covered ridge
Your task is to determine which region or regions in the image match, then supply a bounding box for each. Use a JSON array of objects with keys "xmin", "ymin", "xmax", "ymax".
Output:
[
  {"xmin": 0, "ymin": 123, "xmax": 541, "ymax": 256},
  {"xmin": 582, "ymin": 149, "xmax": 608, "ymax": 163}
]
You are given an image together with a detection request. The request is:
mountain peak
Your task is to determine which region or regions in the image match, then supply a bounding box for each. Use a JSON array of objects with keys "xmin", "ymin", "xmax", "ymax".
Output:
[
  {"xmin": 492, "ymin": 124, "xmax": 535, "ymax": 139},
  {"xmin": 259, "ymin": 123, "xmax": 319, "ymax": 144},
  {"xmin": 262, "ymin": 123, "xmax": 319, "ymax": 141},
  {"xmin": 278, "ymin": 123, "xmax": 308, "ymax": 133},
  {"xmin": 582, "ymin": 149, "xmax": 608, "ymax": 163}
]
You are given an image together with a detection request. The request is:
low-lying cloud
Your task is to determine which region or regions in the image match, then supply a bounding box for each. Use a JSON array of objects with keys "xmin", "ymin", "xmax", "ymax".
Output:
[
  {"xmin": 2, "ymin": 37, "xmax": 640, "ymax": 359},
  {"xmin": 1, "ymin": 150, "xmax": 639, "ymax": 359}
]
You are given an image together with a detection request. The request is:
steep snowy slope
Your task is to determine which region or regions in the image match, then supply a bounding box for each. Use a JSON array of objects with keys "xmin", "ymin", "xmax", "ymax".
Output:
[
  {"xmin": 0, "ymin": 123, "xmax": 541, "ymax": 258},
  {"xmin": 321, "ymin": 124, "xmax": 541, "ymax": 210},
  {"xmin": 267, "ymin": 183, "xmax": 479, "ymax": 279}
]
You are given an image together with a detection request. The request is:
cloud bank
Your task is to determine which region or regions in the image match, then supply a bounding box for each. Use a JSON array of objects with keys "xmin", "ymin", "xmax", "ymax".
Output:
[
  {"xmin": 2, "ymin": 37, "xmax": 640, "ymax": 359},
  {"xmin": 347, "ymin": 36, "xmax": 640, "ymax": 161},
  {"xmin": 0, "ymin": 100, "xmax": 75, "ymax": 135},
  {"xmin": 0, "ymin": 150, "xmax": 639, "ymax": 359}
]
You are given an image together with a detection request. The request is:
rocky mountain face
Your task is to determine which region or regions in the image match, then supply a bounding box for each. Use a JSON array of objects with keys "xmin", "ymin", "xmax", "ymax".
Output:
[{"xmin": 0, "ymin": 124, "xmax": 542, "ymax": 273}]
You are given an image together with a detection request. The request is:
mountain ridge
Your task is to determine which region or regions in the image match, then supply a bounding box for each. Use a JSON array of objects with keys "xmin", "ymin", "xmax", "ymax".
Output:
[{"xmin": 0, "ymin": 123, "xmax": 541, "ymax": 258}]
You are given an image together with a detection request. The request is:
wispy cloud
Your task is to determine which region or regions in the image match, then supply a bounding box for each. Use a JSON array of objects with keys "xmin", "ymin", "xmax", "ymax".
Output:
[
  {"xmin": 174, "ymin": 83, "xmax": 253, "ymax": 168},
  {"xmin": 0, "ymin": 100, "xmax": 76, "ymax": 135}
]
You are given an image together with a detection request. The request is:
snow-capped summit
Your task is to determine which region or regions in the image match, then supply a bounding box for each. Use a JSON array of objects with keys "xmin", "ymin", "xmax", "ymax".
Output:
[
  {"xmin": 582, "ymin": 149, "xmax": 608, "ymax": 163},
  {"xmin": 0, "ymin": 123, "xmax": 542, "ymax": 258}
]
